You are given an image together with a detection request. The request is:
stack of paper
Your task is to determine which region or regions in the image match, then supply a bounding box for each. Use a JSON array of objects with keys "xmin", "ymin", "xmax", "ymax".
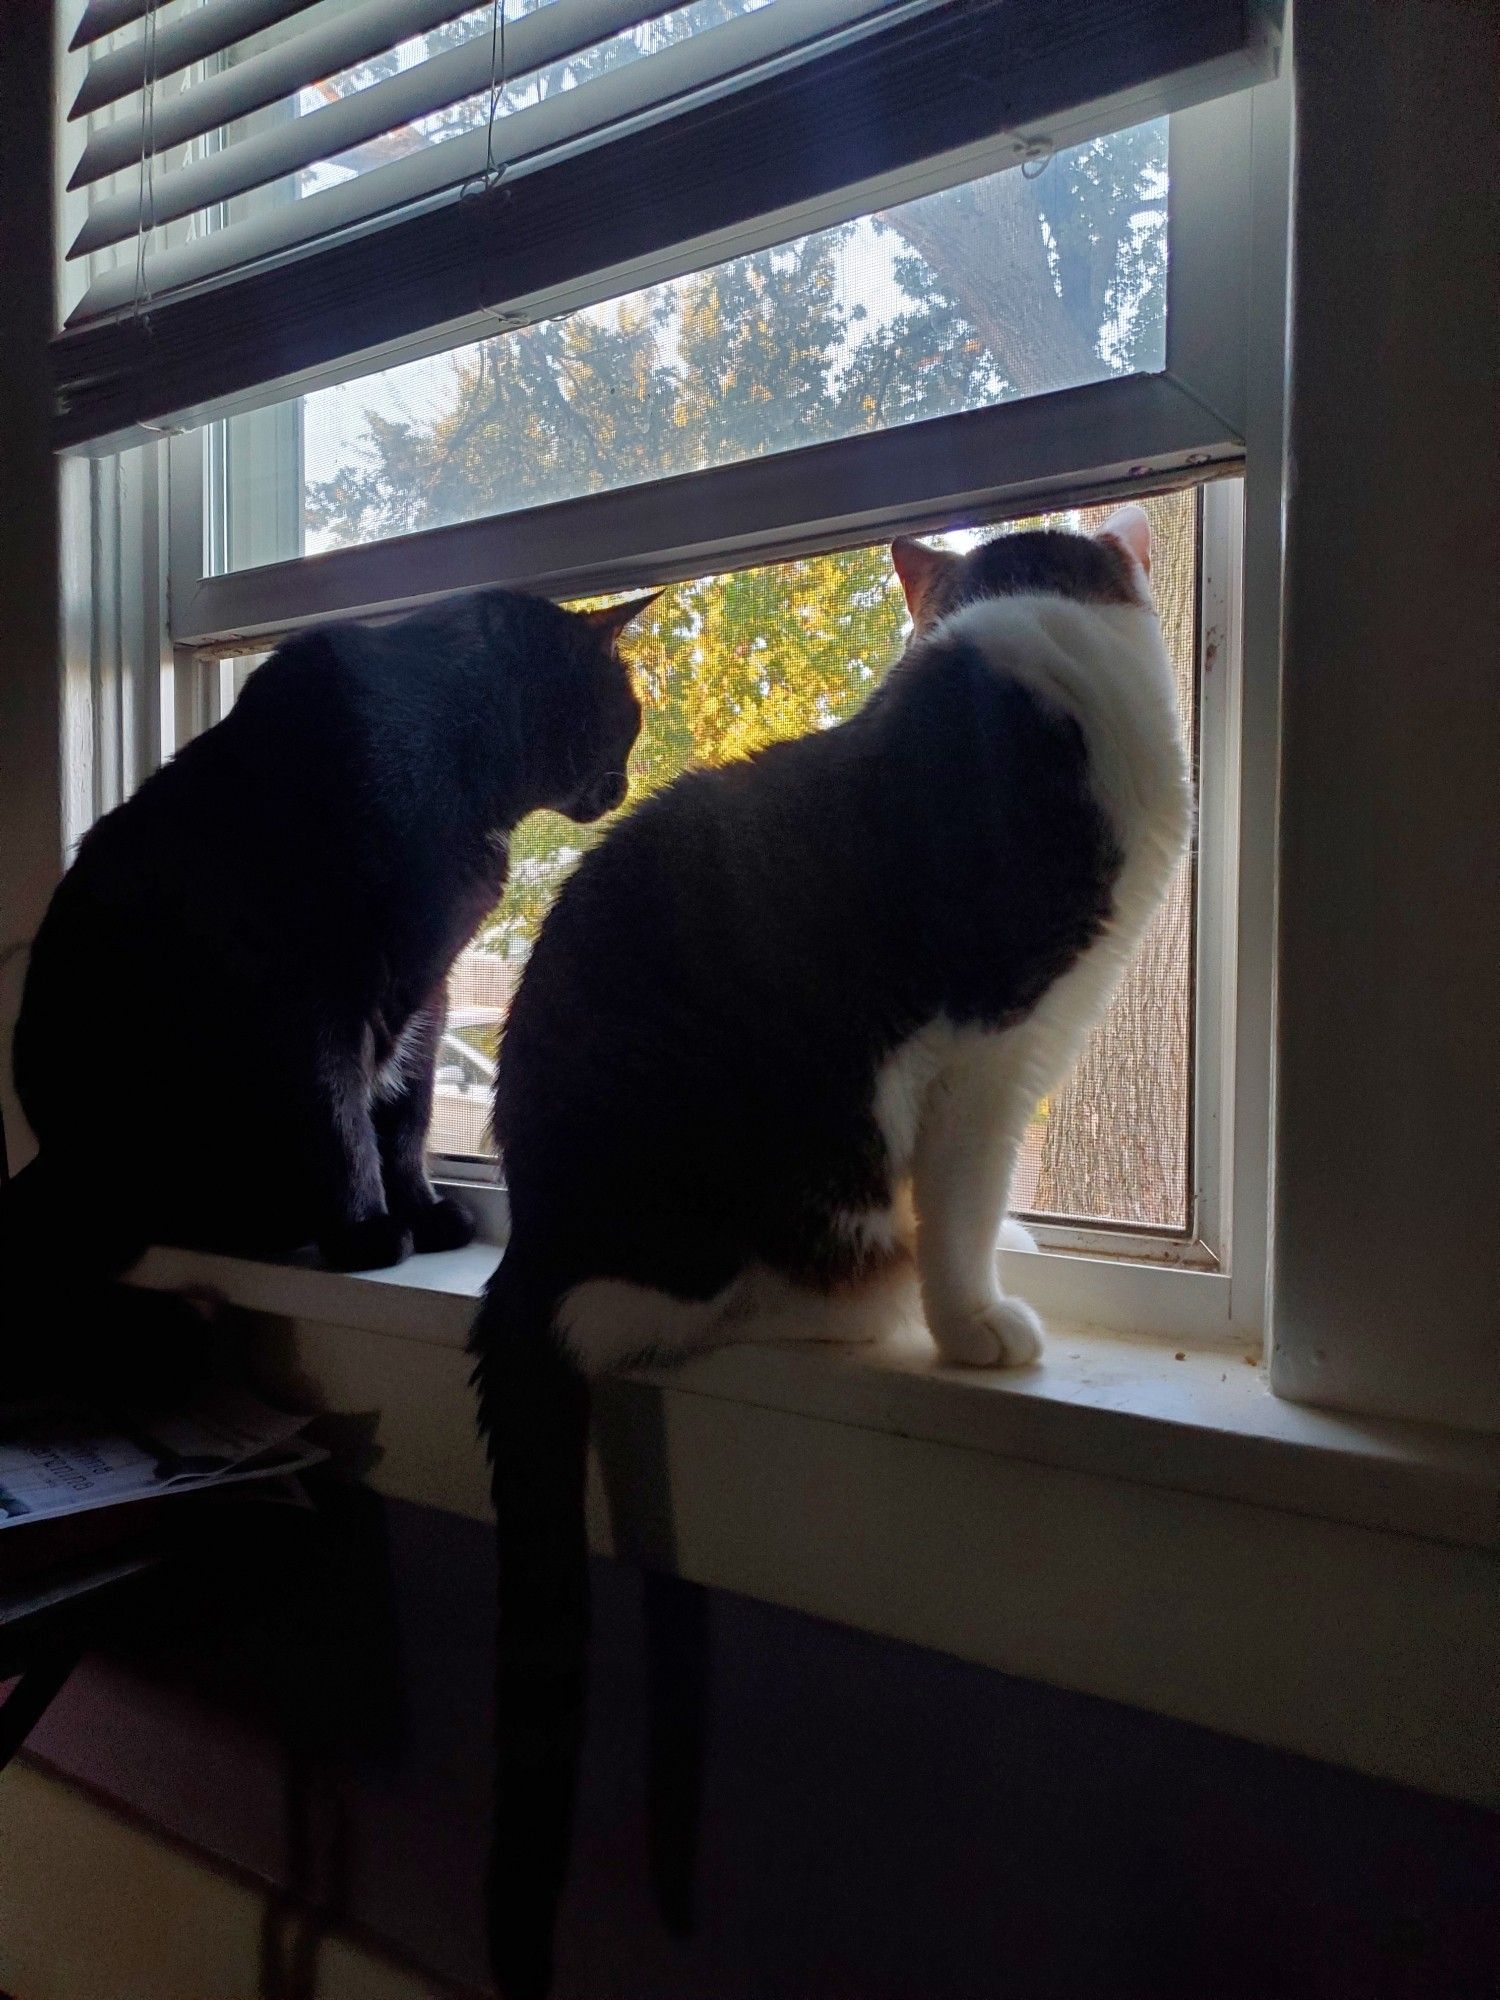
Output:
[{"xmin": 0, "ymin": 1386, "xmax": 327, "ymax": 1530}]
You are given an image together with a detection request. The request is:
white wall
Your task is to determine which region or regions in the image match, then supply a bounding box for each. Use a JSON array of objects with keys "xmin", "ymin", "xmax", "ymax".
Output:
[{"xmin": 1270, "ymin": 0, "xmax": 1500, "ymax": 1432}]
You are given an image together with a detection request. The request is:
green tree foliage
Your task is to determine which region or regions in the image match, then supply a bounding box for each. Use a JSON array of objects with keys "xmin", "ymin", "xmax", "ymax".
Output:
[{"xmin": 488, "ymin": 541, "xmax": 906, "ymax": 954}]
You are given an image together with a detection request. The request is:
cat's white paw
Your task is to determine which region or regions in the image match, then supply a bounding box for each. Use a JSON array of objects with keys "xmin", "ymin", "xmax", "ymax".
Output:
[
  {"xmin": 999, "ymin": 1216, "xmax": 1037, "ymax": 1253},
  {"xmin": 929, "ymin": 1294, "xmax": 1045, "ymax": 1368}
]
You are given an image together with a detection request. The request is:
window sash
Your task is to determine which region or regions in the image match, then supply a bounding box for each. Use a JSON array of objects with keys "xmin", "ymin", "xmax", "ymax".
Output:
[
  {"xmin": 419, "ymin": 482, "xmax": 1234, "ymax": 1262},
  {"xmin": 168, "ymin": 94, "xmax": 1252, "ymax": 631},
  {"xmin": 171, "ymin": 376, "xmax": 1238, "ymax": 649},
  {"xmin": 170, "ymin": 477, "xmax": 1250, "ymax": 1347}
]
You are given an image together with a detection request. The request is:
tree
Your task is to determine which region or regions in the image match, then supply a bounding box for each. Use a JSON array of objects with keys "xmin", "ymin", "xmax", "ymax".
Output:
[
  {"xmin": 879, "ymin": 124, "xmax": 1167, "ymax": 396},
  {"xmin": 484, "ymin": 541, "xmax": 906, "ymax": 955},
  {"xmin": 1029, "ymin": 490, "xmax": 1195, "ymax": 1227}
]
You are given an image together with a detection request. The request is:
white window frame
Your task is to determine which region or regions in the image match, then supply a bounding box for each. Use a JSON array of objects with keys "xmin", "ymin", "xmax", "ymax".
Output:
[{"xmin": 81, "ymin": 80, "xmax": 1285, "ymax": 1354}]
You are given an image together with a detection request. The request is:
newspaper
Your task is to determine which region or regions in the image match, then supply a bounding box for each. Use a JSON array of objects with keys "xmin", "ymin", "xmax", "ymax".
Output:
[{"xmin": 0, "ymin": 1386, "xmax": 328, "ymax": 1528}]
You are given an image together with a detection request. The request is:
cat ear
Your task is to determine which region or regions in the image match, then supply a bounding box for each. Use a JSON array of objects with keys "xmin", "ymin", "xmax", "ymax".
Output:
[
  {"xmin": 1095, "ymin": 504, "xmax": 1152, "ymax": 576},
  {"xmin": 890, "ymin": 537, "xmax": 960, "ymax": 625},
  {"xmin": 579, "ymin": 590, "xmax": 663, "ymax": 645}
]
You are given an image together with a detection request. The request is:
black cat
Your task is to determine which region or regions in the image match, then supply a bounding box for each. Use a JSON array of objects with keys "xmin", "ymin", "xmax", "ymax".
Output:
[
  {"xmin": 471, "ymin": 512, "xmax": 1191, "ymax": 1996},
  {"xmin": 4, "ymin": 586, "xmax": 650, "ymax": 1278}
]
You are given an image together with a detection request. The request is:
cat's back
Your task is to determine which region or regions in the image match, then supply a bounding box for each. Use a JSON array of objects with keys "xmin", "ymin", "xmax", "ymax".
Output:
[
  {"xmin": 58, "ymin": 633, "xmax": 376, "ymax": 910},
  {"xmin": 17, "ymin": 638, "xmax": 372, "ymax": 1073},
  {"xmin": 931, "ymin": 589, "xmax": 1191, "ymax": 854},
  {"xmin": 500, "ymin": 597, "xmax": 1169, "ymax": 1109},
  {"xmin": 507, "ymin": 716, "xmax": 883, "ymax": 1010}
]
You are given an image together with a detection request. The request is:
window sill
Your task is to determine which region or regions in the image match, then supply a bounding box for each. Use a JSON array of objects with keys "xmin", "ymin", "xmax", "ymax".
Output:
[{"xmin": 126, "ymin": 1237, "xmax": 1500, "ymax": 1557}]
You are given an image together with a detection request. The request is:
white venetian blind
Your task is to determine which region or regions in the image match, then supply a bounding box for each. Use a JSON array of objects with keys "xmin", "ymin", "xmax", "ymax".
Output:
[{"xmin": 63, "ymin": 0, "xmax": 921, "ymax": 324}]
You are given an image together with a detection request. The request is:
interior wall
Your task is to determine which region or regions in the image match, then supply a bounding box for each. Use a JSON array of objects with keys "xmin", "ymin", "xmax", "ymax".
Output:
[
  {"xmin": 1270, "ymin": 0, "xmax": 1500, "ymax": 1429},
  {"xmin": 17, "ymin": 1495, "xmax": 1500, "ymax": 2000}
]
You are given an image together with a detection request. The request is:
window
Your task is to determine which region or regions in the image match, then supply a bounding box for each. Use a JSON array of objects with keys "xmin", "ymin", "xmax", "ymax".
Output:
[
  {"xmin": 425, "ymin": 485, "xmax": 1200, "ymax": 1238},
  {"xmin": 208, "ymin": 480, "xmax": 1215, "ymax": 1256},
  {"xmin": 63, "ymin": 4, "xmax": 1281, "ymax": 1348}
]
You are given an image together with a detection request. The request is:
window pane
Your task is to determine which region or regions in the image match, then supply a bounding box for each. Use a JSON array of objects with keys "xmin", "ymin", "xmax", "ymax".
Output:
[
  {"xmin": 1013, "ymin": 491, "xmax": 1196, "ymax": 1229},
  {"xmin": 435, "ymin": 485, "xmax": 1197, "ymax": 1234},
  {"xmin": 295, "ymin": 0, "xmax": 775, "ymax": 200},
  {"xmin": 217, "ymin": 118, "xmax": 1168, "ymax": 569}
]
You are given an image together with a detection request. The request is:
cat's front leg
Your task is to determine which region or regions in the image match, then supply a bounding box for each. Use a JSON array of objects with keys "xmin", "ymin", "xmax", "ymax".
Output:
[
  {"xmin": 373, "ymin": 993, "xmax": 476, "ymax": 1255},
  {"xmin": 910, "ymin": 1033, "xmax": 1044, "ymax": 1368},
  {"xmin": 308, "ymin": 1030, "xmax": 410, "ymax": 1271}
]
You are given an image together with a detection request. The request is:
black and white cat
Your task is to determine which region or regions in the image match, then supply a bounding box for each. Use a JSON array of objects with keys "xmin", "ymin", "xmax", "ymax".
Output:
[
  {"xmin": 5, "ymin": 586, "xmax": 649, "ymax": 1278},
  {"xmin": 473, "ymin": 508, "xmax": 1192, "ymax": 1996}
]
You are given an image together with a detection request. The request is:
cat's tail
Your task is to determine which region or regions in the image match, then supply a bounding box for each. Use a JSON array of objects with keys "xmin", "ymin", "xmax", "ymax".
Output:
[{"xmin": 471, "ymin": 1248, "xmax": 592, "ymax": 2000}]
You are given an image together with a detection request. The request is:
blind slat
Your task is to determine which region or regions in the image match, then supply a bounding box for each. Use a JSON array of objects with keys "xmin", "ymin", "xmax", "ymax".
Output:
[
  {"xmin": 71, "ymin": 0, "xmax": 894, "ymax": 315},
  {"xmin": 71, "ymin": 0, "xmax": 504, "ymax": 189},
  {"xmin": 70, "ymin": 0, "xmax": 669, "ymax": 251},
  {"xmin": 71, "ymin": 0, "xmax": 380, "ymax": 117},
  {"xmin": 70, "ymin": 0, "xmax": 158, "ymax": 50}
]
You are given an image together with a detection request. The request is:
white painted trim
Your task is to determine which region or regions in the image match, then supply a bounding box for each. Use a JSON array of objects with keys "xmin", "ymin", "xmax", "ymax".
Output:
[
  {"xmin": 123, "ymin": 1240, "xmax": 1500, "ymax": 1555},
  {"xmin": 1162, "ymin": 89, "xmax": 1252, "ymax": 435},
  {"xmin": 56, "ymin": 442, "xmax": 172, "ymax": 861},
  {"xmin": 595, "ymin": 1376, "xmax": 1499, "ymax": 1808},
  {"xmin": 1222, "ymin": 53, "xmax": 1291, "ymax": 1351}
]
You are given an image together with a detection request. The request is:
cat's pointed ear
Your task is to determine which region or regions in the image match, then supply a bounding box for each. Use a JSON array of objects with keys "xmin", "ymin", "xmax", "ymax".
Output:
[
  {"xmin": 579, "ymin": 590, "xmax": 663, "ymax": 646},
  {"xmin": 891, "ymin": 537, "xmax": 960, "ymax": 628},
  {"xmin": 1095, "ymin": 504, "xmax": 1152, "ymax": 576}
]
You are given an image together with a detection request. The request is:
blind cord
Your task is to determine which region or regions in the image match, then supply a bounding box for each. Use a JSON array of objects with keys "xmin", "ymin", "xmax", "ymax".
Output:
[
  {"xmin": 463, "ymin": 0, "xmax": 509, "ymax": 198},
  {"xmin": 131, "ymin": 0, "xmax": 162, "ymax": 328}
]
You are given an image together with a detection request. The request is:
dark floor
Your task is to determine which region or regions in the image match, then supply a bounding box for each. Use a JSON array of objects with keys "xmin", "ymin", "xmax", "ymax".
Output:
[{"xmin": 24, "ymin": 1491, "xmax": 1500, "ymax": 2000}]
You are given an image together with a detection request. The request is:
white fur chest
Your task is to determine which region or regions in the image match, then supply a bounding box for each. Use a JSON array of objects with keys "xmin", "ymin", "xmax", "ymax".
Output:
[
  {"xmin": 871, "ymin": 1017, "xmax": 957, "ymax": 1174},
  {"xmin": 865, "ymin": 592, "xmax": 1192, "ymax": 1198}
]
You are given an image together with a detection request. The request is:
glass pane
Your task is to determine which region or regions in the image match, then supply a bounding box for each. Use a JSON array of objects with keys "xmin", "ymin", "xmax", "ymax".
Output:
[
  {"xmin": 435, "ymin": 486, "xmax": 1196, "ymax": 1232},
  {"xmin": 217, "ymin": 117, "xmax": 1169, "ymax": 569},
  {"xmin": 294, "ymin": 0, "xmax": 773, "ymax": 198},
  {"xmin": 1013, "ymin": 491, "xmax": 1196, "ymax": 1229}
]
